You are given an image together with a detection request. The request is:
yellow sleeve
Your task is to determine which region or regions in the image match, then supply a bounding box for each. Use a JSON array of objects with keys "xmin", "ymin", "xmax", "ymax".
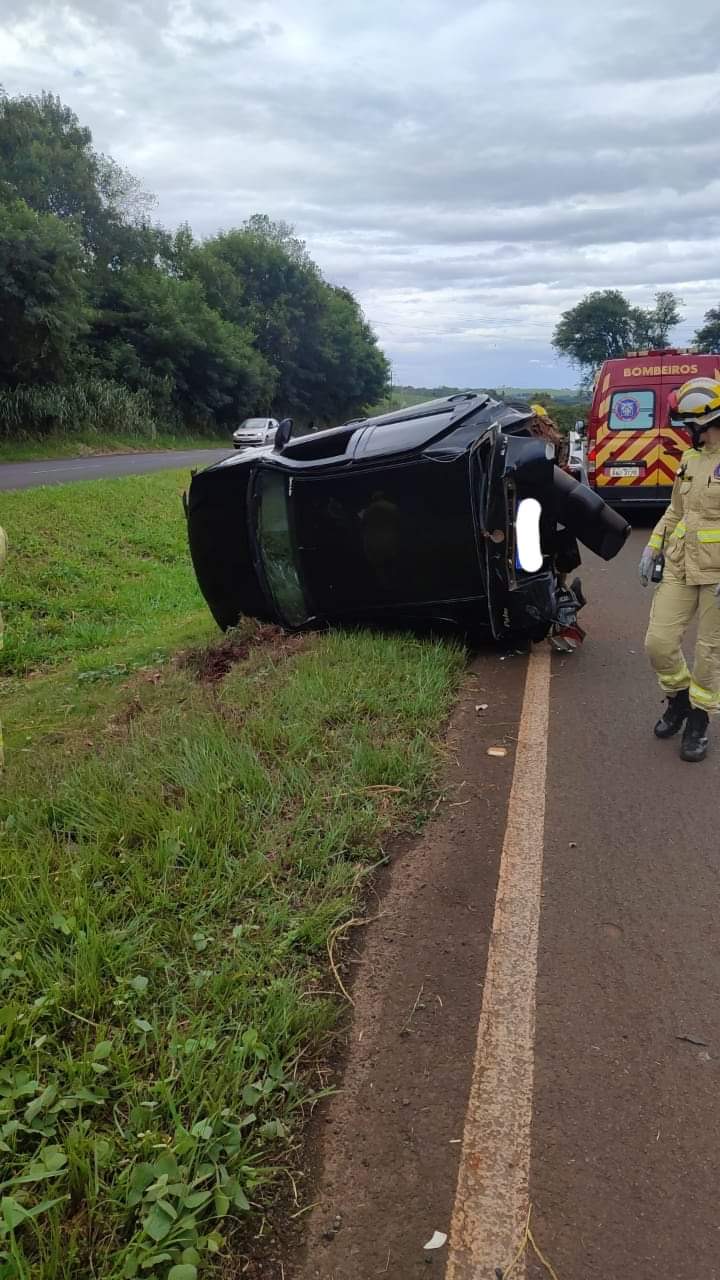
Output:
[{"xmin": 649, "ymin": 474, "xmax": 683, "ymax": 550}]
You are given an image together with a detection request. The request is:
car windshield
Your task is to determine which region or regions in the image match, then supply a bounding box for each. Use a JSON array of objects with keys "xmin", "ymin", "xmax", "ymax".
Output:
[
  {"xmin": 239, "ymin": 418, "xmax": 269, "ymax": 430},
  {"xmin": 255, "ymin": 470, "xmax": 310, "ymax": 626}
]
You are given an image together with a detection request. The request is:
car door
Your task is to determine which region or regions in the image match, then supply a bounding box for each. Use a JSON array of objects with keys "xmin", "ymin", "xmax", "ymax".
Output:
[{"xmin": 291, "ymin": 458, "xmax": 480, "ymax": 617}]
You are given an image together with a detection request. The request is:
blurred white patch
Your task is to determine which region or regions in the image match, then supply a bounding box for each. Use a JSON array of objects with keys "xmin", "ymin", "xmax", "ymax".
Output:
[{"xmin": 516, "ymin": 498, "xmax": 543, "ymax": 573}]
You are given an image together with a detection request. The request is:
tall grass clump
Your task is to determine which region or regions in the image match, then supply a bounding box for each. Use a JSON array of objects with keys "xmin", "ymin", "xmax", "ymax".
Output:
[{"xmin": 0, "ymin": 380, "xmax": 159, "ymax": 442}]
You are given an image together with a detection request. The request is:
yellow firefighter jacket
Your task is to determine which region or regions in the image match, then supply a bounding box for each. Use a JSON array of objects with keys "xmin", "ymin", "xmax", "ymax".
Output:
[{"xmin": 649, "ymin": 443, "xmax": 720, "ymax": 585}]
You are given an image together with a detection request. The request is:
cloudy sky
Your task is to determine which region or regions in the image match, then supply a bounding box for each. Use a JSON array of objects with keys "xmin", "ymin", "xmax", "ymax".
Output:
[{"xmin": 3, "ymin": 0, "xmax": 720, "ymax": 388}]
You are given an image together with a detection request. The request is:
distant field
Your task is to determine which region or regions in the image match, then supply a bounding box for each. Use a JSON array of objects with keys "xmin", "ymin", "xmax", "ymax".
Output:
[
  {"xmin": 368, "ymin": 384, "xmax": 584, "ymax": 412},
  {"xmin": 367, "ymin": 384, "xmax": 588, "ymax": 426}
]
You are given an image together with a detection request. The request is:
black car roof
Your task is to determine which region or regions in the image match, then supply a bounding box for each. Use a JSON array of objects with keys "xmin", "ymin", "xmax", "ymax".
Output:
[
  {"xmin": 269, "ymin": 393, "xmax": 537, "ymax": 469},
  {"xmin": 201, "ymin": 393, "xmax": 538, "ymax": 483},
  {"xmin": 349, "ymin": 391, "xmax": 484, "ymax": 428}
]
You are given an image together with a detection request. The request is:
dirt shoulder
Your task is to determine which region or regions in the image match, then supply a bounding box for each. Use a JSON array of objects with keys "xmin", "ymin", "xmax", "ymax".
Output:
[{"xmin": 282, "ymin": 650, "xmax": 527, "ymax": 1280}]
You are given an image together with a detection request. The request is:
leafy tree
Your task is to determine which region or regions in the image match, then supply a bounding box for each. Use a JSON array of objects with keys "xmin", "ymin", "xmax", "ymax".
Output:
[
  {"xmin": 694, "ymin": 306, "xmax": 720, "ymax": 354},
  {"xmin": 189, "ymin": 219, "xmax": 388, "ymax": 420},
  {"xmin": 86, "ymin": 267, "xmax": 274, "ymax": 423},
  {"xmin": 0, "ymin": 90, "xmax": 101, "ymax": 227},
  {"xmin": 553, "ymin": 288, "xmax": 683, "ymax": 379},
  {"xmin": 192, "ymin": 221, "xmax": 322, "ymax": 405},
  {"xmin": 0, "ymin": 90, "xmax": 389, "ymax": 437},
  {"xmin": 241, "ymin": 213, "xmax": 311, "ymax": 265},
  {"xmin": 631, "ymin": 289, "xmax": 683, "ymax": 349},
  {"xmin": 0, "ymin": 196, "xmax": 86, "ymax": 386},
  {"xmin": 552, "ymin": 290, "xmax": 634, "ymax": 375},
  {"xmin": 166, "ymin": 222, "xmax": 197, "ymax": 278},
  {"xmin": 0, "ymin": 89, "xmax": 164, "ymax": 268},
  {"xmin": 311, "ymin": 285, "xmax": 389, "ymax": 421}
]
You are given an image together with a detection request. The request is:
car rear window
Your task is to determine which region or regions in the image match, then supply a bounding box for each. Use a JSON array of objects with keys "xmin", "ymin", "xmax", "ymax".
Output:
[
  {"xmin": 354, "ymin": 411, "xmax": 456, "ymax": 458},
  {"xmin": 609, "ymin": 389, "xmax": 655, "ymax": 430}
]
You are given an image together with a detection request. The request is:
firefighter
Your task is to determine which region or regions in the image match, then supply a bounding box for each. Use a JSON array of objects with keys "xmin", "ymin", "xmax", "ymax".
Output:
[
  {"xmin": 640, "ymin": 378, "xmax": 720, "ymax": 762},
  {"xmin": 529, "ymin": 402, "xmax": 577, "ymax": 472}
]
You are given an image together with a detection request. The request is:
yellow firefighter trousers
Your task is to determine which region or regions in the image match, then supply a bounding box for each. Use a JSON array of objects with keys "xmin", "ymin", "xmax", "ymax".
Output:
[{"xmin": 645, "ymin": 578, "xmax": 720, "ymax": 714}]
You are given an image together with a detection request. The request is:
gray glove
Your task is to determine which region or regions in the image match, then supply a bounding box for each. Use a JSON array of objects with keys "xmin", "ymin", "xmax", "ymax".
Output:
[{"xmin": 639, "ymin": 545, "xmax": 658, "ymax": 587}]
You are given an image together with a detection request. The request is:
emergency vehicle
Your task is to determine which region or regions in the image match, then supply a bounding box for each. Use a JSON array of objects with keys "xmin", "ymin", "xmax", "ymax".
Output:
[{"xmin": 587, "ymin": 350, "xmax": 720, "ymax": 507}]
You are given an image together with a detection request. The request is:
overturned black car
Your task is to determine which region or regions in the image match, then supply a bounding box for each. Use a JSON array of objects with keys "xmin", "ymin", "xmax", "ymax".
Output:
[{"xmin": 185, "ymin": 393, "xmax": 630, "ymax": 645}]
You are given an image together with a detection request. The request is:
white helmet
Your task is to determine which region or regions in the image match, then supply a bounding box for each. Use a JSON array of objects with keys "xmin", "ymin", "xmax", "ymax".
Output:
[{"xmin": 670, "ymin": 377, "xmax": 720, "ymax": 427}]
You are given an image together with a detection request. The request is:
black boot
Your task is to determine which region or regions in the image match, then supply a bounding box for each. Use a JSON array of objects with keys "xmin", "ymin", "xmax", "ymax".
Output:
[
  {"xmin": 654, "ymin": 688, "xmax": 691, "ymax": 739},
  {"xmin": 680, "ymin": 708, "xmax": 710, "ymax": 762}
]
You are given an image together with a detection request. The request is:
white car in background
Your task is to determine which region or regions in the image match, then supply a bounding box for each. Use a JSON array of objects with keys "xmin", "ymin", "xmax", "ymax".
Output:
[
  {"xmin": 232, "ymin": 417, "xmax": 279, "ymax": 449},
  {"xmin": 566, "ymin": 430, "xmax": 589, "ymax": 486}
]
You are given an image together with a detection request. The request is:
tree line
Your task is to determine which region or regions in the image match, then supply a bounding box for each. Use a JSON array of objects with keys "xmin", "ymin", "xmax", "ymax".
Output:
[
  {"xmin": 552, "ymin": 288, "xmax": 720, "ymax": 382},
  {"xmin": 0, "ymin": 90, "xmax": 389, "ymax": 440}
]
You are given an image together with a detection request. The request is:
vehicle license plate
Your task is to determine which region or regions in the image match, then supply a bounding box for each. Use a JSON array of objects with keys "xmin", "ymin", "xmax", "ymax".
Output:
[{"xmin": 608, "ymin": 466, "xmax": 641, "ymax": 478}]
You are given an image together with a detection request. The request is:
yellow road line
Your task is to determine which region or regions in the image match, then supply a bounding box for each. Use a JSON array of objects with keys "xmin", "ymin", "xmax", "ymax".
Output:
[{"xmin": 446, "ymin": 645, "xmax": 551, "ymax": 1279}]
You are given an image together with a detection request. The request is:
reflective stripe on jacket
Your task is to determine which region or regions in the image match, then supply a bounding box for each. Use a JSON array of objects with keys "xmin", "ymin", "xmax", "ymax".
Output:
[{"xmin": 649, "ymin": 444, "xmax": 720, "ymax": 585}]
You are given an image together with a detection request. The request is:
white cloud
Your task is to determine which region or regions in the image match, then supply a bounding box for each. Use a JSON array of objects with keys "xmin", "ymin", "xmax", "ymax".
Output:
[{"xmin": 2, "ymin": 0, "xmax": 720, "ymax": 387}]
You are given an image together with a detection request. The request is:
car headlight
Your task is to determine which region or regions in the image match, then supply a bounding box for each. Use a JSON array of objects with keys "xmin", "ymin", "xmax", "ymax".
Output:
[{"xmin": 515, "ymin": 498, "xmax": 543, "ymax": 573}]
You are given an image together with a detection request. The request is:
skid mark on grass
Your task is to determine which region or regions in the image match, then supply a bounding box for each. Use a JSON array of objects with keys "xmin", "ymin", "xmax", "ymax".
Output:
[{"xmin": 178, "ymin": 623, "xmax": 307, "ymax": 684}]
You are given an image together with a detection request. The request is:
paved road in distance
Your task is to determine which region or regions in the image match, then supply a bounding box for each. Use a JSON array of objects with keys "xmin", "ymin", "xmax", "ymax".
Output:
[{"xmin": 0, "ymin": 448, "xmax": 232, "ymax": 491}]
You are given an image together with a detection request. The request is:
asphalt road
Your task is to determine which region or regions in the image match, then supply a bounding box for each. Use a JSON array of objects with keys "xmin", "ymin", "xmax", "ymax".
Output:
[
  {"xmin": 529, "ymin": 526, "xmax": 719, "ymax": 1278},
  {"xmin": 0, "ymin": 448, "xmax": 232, "ymax": 490},
  {"xmin": 293, "ymin": 524, "xmax": 720, "ymax": 1280}
]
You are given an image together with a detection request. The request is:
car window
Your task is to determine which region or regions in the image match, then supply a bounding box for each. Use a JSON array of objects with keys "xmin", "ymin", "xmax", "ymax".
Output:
[
  {"xmin": 609, "ymin": 389, "xmax": 655, "ymax": 430},
  {"xmin": 281, "ymin": 426, "xmax": 357, "ymax": 461},
  {"xmin": 256, "ymin": 470, "xmax": 309, "ymax": 626},
  {"xmin": 354, "ymin": 411, "xmax": 456, "ymax": 458}
]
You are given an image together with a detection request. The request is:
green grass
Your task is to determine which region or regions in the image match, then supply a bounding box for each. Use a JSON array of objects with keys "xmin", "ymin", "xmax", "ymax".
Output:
[
  {"xmin": 0, "ymin": 471, "xmax": 212, "ymax": 675},
  {"xmin": 0, "ymin": 471, "xmax": 465, "ymax": 1277},
  {"xmin": 0, "ymin": 434, "xmax": 230, "ymax": 463}
]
